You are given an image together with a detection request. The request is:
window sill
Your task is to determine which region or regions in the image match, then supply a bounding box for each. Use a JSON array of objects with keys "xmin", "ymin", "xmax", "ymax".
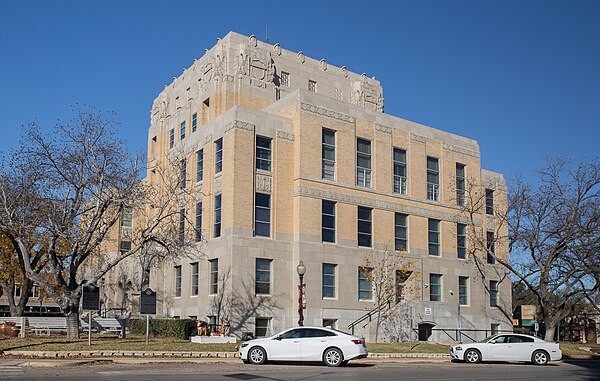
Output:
[
  {"xmin": 322, "ymin": 297, "xmax": 338, "ymax": 301},
  {"xmin": 190, "ymin": 295, "xmax": 199, "ymax": 298}
]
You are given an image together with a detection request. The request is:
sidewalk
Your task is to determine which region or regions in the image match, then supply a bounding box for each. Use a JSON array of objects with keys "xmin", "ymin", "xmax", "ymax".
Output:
[{"xmin": 0, "ymin": 350, "xmax": 452, "ymax": 367}]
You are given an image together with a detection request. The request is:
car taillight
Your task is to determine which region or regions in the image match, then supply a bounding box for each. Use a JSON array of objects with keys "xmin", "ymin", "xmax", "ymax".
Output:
[{"xmin": 351, "ymin": 339, "xmax": 363, "ymax": 345}]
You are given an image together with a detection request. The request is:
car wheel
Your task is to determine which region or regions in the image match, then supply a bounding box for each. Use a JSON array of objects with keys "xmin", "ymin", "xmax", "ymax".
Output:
[
  {"xmin": 323, "ymin": 347, "xmax": 343, "ymax": 367},
  {"xmin": 464, "ymin": 349, "xmax": 481, "ymax": 364},
  {"xmin": 532, "ymin": 350, "xmax": 549, "ymax": 365},
  {"xmin": 248, "ymin": 346, "xmax": 267, "ymax": 365}
]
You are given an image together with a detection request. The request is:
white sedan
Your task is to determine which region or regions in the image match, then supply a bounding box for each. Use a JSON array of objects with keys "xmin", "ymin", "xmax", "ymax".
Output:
[
  {"xmin": 450, "ymin": 333, "xmax": 562, "ymax": 365},
  {"xmin": 239, "ymin": 326, "xmax": 368, "ymax": 367}
]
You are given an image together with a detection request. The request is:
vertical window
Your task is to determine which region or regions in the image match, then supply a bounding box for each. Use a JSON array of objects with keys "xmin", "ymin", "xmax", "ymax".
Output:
[
  {"xmin": 215, "ymin": 138, "xmax": 223, "ymax": 174},
  {"xmin": 196, "ymin": 149, "xmax": 203, "ymax": 182},
  {"xmin": 121, "ymin": 207, "xmax": 133, "ymax": 228},
  {"xmin": 209, "ymin": 259, "xmax": 218, "ymax": 294},
  {"xmin": 395, "ymin": 213, "xmax": 408, "ymax": 251},
  {"xmin": 486, "ymin": 189, "xmax": 494, "ymax": 215},
  {"xmin": 358, "ymin": 267, "xmax": 373, "ymax": 300},
  {"xmin": 281, "ymin": 71, "xmax": 290, "ymax": 87},
  {"xmin": 356, "ymin": 138, "xmax": 372, "ymax": 187},
  {"xmin": 256, "ymin": 136, "xmax": 272, "ymax": 171},
  {"xmin": 357, "ymin": 206, "xmax": 372, "ymax": 247},
  {"xmin": 427, "ymin": 156, "xmax": 439, "ymax": 201},
  {"xmin": 179, "ymin": 159, "xmax": 186, "ymax": 189},
  {"xmin": 195, "ymin": 201, "xmax": 202, "ymax": 242},
  {"xmin": 491, "ymin": 323, "xmax": 500, "ymax": 335},
  {"xmin": 169, "ymin": 128, "xmax": 174, "ymax": 149},
  {"xmin": 322, "ymin": 129, "xmax": 336, "ymax": 180},
  {"xmin": 459, "ymin": 276, "xmax": 468, "ymax": 305},
  {"xmin": 428, "ymin": 219, "xmax": 440, "ymax": 256},
  {"xmin": 393, "ymin": 148, "xmax": 407, "ymax": 195},
  {"xmin": 255, "ymin": 258, "xmax": 272, "ymax": 295},
  {"xmin": 487, "ymin": 231, "xmax": 495, "ymax": 264},
  {"xmin": 14, "ymin": 285, "xmax": 21, "ymax": 298},
  {"xmin": 192, "ymin": 112, "xmax": 197, "ymax": 132},
  {"xmin": 119, "ymin": 240, "xmax": 132, "ymax": 254},
  {"xmin": 255, "ymin": 317, "xmax": 270, "ymax": 337},
  {"xmin": 214, "ymin": 194, "xmax": 222, "ymax": 238},
  {"xmin": 179, "ymin": 208, "xmax": 185, "ymax": 243},
  {"xmin": 321, "ymin": 200, "xmax": 336, "ymax": 243},
  {"xmin": 457, "ymin": 223, "xmax": 467, "ymax": 259},
  {"xmin": 175, "ymin": 265, "xmax": 182, "ymax": 297},
  {"xmin": 322, "ymin": 263, "xmax": 336, "ymax": 298},
  {"xmin": 456, "ymin": 163, "xmax": 465, "ymax": 206},
  {"xmin": 429, "ymin": 273, "xmax": 442, "ymax": 302},
  {"xmin": 32, "ymin": 285, "xmax": 39, "ymax": 298},
  {"xmin": 254, "ymin": 193, "xmax": 271, "ymax": 237},
  {"xmin": 191, "ymin": 262, "xmax": 199, "ymax": 296},
  {"xmin": 180, "ymin": 120, "xmax": 186, "ymax": 140},
  {"xmin": 308, "ymin": 79, "xmax": 317, "ymax": 92},
  {"xmin": 490, "ymin": 280, "xmax": 498, "ymax": 307}
]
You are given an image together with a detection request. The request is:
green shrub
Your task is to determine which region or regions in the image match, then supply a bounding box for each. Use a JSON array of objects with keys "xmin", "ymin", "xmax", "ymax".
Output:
[{"xmin": 129, "ymin": 318, "xmax": 197, "ymax": 339}]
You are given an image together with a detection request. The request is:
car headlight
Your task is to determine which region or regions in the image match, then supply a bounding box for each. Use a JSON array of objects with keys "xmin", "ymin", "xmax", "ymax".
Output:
[
  {"xmin": 241, "ymin": 343, "xmax": 248, "ymax": 348},
  {"xmin": 454, "ymin": 346, "xmax": 462, "ymax": 351}
]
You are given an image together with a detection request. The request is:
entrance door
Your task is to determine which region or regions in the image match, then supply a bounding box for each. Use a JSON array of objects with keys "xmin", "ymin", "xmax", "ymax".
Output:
[{"xmin": 418, "ymin": 323, "xmax": 434, "ymax": 341}]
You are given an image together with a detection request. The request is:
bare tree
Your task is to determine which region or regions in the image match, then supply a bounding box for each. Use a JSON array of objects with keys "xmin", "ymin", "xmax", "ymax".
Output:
[
  {"xmin": 362, "ymin": 248, "xmax": 416, "ymax": 343},
  {"xmin": 0, "ymin": 106, "xmax": 190, "ymax": 338},
  {"xmin": 457, "ymin": 158, "xmax": 599, "ymax": 340}
]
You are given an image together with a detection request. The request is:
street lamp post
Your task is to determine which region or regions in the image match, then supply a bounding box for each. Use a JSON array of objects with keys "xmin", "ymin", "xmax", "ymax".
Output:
[{"xmin": 297, "ymin": 261, "xmax": 306, "ymax": 326}]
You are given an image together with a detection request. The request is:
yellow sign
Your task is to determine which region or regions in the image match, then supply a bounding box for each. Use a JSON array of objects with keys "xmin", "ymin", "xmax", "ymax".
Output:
[{"xmin": 521, "ymin": 305, "xmax": 536, "ymax": 320}]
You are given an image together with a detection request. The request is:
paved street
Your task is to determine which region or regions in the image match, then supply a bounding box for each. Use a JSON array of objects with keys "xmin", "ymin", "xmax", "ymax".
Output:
[{"xmin": 0, "ymin": 360, "xmax": 598, "ymax": 381}]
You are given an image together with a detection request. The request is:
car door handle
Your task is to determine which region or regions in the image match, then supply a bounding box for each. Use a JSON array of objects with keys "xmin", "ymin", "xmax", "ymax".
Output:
[
  {"xmin": 293, "ymin": 340, "xmax": 300, "ymax": 343},
  {"xmin": 320, "ymin": 340, "xmax": 328, "ymax": 342}
]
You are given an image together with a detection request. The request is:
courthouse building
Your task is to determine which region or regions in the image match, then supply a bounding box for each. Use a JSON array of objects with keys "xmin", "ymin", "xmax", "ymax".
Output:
[{"xmin": 122, "ymin": 32, "xmax": 511, "ymax": 342}]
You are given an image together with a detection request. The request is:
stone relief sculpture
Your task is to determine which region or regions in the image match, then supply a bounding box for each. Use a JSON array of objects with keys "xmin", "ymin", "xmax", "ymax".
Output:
[
  {"xmin": 273, "ymin": 43, "xmax": 282, "ymax": 56},
  {"xmin": 341, "ymin": 66, "xmax": 348, "ymax": 78},
  {"xmin": 350, "ymin": 80, "xmax": 384, "ymax": 112},
  {"xmin": 320, "ymin": 59, "xmax": 327, "ymax": 71},
  {"xmin": 297, "ymin": 51, "xmax": 305, "ymax": 64},
  {"xmin": 235, "ymin": 44, "xmax": 275, "ymax": 84}
]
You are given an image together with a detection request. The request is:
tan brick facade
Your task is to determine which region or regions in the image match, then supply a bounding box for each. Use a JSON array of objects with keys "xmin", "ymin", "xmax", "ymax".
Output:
[{"xmin": 111, "ymin": 32, "xmax": 513, "ymax": 342}]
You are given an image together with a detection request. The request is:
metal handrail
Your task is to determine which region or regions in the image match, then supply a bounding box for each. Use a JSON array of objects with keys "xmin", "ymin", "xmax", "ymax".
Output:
[{"xmin": 348, "ymin": 299, "xmax": 393, "ymax": 335}]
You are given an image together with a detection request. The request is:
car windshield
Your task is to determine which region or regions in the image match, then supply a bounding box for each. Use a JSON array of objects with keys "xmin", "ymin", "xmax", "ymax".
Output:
[{"xmin": 479, "ymin": 335, "xmax": 498, "ymax": 343}]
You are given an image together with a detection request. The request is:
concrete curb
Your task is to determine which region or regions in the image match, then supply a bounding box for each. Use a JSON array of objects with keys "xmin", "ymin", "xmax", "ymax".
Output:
[{"xmin": 2, "ymin": 350, "xmax": 451, "ymax": 360}]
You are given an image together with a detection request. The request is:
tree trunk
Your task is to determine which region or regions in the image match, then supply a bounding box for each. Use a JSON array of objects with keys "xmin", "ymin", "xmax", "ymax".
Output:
[
  {"xmin": 544, "ymin": 324, "xmax": 556, "ymax": 342},
  {"xmin": 65, "ymin": 304, "xmax": 81, "ymax": 339},
  {"xmin": 375, "ymin": 310, "xmax": 381, "ymax": 343}
]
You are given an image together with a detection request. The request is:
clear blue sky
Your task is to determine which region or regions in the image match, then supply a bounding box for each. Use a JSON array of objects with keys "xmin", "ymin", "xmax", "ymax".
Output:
[{"xmin": 1, "ymin": 0, "xmax": 598, "ymax": 179}]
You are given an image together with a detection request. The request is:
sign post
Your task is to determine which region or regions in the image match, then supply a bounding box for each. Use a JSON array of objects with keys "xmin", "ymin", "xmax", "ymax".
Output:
[
  {"xmin": 82, "ymin": 283, "xmax": 100, "ymax": 346},
  {"xmin": 140, "ymin": 288, "xmax": 157, "ymax": 346}
]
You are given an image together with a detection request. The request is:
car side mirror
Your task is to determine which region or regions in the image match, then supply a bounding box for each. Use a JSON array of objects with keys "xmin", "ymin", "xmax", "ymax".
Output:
[
  {"xmin": 273, "ymin": 335, "xmax": 282, "ymax": 341},
  {"xmin": 489, "ymin": 340, "xmax": 496, "ymax": 344}
]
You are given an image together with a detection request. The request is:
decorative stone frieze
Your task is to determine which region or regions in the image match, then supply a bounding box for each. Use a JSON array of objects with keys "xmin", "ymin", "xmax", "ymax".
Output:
[
  {"xmin": 300, "ymin": 103, "xmax": 356, "ymax": 123},
  {"xmin": 204, "ymin": 134, "xmax": 213, "ymax": 145},
  {"xmin": 443, "ymin": 143, "xmax": 480, "ymax": 158},
  {"xmin": 256, "ymin": 173, "xmax": 272, "ymax": 193},
  {"xmin": 213, "ymin": 176, "xmax": 223, "ymax": 194},
  {"xmin": 224, "ymin": 120, "xmax": 255, "ymax": 133},
  {"xmin": 410, "ymin": 133, "xmax": 427, "ymax": 144},
  {"xmin": 276, "ymin": 130, "xmax": 295, "ymax": 141},
  {"xmin": 375, "ymin": 124, "xmax": 392, "ymax": 134},
  {"xmin": 294, "ymin": 185, "xmax": 476, "ymax": 224}
]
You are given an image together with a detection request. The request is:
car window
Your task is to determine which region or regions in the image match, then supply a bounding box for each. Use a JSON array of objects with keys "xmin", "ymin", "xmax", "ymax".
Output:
[
  {"xmin": 509, "ymin": 335, "xmax": 534, "ymax": 343},
  {"xmin": 279, "ymin": 329, "xmax": 303, "ymax": 339},
  {"xmin": 304, "ymin": 329, "xmax": 336, "ymax": 338},
  {"xmin": 493, "ymin": 335, "xmax": 509, "ymax": 344}
]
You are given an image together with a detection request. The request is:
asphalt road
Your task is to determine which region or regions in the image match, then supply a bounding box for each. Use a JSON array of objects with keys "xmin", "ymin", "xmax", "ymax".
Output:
[{"xmin": 0, "ymin": 360, "xmax": 598, "ymax": 381}]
